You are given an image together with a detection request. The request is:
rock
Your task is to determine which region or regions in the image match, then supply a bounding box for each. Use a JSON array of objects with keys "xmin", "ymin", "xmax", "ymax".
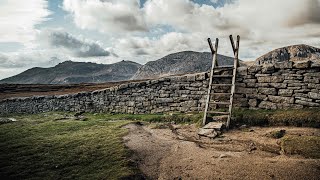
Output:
[
  {"xmin": 311, "ymin": 61, "xmax": 320, "ymax": 68},
  {"xmin": 203, "ymin": 122, "xmax": 224, "ymax": 130},
  {"xmin": 0, "ymin": 118, "xmax": 17, "ymax": 124},
  {"xmin": 239, "ymin": 124, "xmax": 248, "ymax": 129},
  {"xmin": 278, "ymin": 89, "xmax": 293, "ymax": 97},
  {"xmin": 219, "ymin": 154, "xmax": 230, "ymax": 158},
  {"xmin": 295, "ymin": 100, "xmax": 320, "ymax": 107},
  {"xmin": 248, "ymin": 65, "xmax": 262, "ymax": 74},
  {"xmin": 293, "ymin": 60, "xmax": 310, "ymax": 69},
  {"xmin": 258, "ymin": 101, "xmax": 277, "ymax": 109},
  {"xmin": 309, "ymin": 92, "xmax": 320, "ymax": 100},
  {"xmin": 262, "ymin": 64, "xmax": 275, "ymax": 73},
  {"xmin": 248, "ymin": 99, "xmax": 258, "ymax": 107},
  {"xmin": 269, "ymin": 83, "xmax": 287, "ymax": 89},
  {"xmin": 237, "ymin": 67, "xmax": 248, "ymax": 76},
  {"xmin": 268, "ymin": 96, "xmax": 294, "ymax": 104},
  {"xmin": 274, "ymin": 61, "xmax": 293, "ymax": 69},
  {"xmin": 198, "ymin": 128, "xmax": 218, "ymax": 138},
  {"xmin": 248, "ymin": 142, "xmax": 257, "ymax": 152},
  {"xmin": 258, "ymin": 88, "xmax": 277, "ymax": 95},
  {"xmin": 257, "ymin": 76, "xmax": 272, "ymax": 83},
  {"xmin": 271, "ymin": 76, "xmax": 285, "ymax": 83}
]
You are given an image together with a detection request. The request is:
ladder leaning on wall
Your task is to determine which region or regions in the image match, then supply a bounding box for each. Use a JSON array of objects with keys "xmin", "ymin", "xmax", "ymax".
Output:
[{"xmin": 202, "ymin": 35, "xmax": 240, "ymax": 129}]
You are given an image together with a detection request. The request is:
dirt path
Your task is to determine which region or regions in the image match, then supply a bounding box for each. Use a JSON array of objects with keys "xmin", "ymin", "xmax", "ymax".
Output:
[{"xmin": 123, "ymin": 123, "xmax": 320, "ymax": 180}]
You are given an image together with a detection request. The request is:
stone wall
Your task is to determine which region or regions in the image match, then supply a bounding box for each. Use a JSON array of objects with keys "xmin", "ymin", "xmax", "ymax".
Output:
[{"xmin": 0, "ymin": 60, "xmax": 319, "ymax": 115}]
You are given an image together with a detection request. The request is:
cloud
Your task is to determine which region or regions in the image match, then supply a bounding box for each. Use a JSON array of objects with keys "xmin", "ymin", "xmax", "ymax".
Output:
[
  {"xmin": 0, "ymin": 29, "xmax": 121, "ymax": 80},
  {"xmin": 63, "ymin": 0, "xmax": 147, "ymax": 33},
  {"xmin": 0, "ymin": 0, "xmax": 51, "ymax": 45},
  {"xmin": 39, "ymin": 30, "xmax": 112, "ymax": 57}
]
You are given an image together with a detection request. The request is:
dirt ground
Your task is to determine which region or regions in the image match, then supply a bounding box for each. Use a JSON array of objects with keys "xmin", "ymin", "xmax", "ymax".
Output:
[{"xmin": 123, "ymin": 123, "xmax": 320, "ymax": 180}]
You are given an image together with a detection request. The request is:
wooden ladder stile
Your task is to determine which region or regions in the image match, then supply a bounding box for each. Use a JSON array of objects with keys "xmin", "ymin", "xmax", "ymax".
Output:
[
  {"xmin": 202, "ymin": 35, "xmax": 240, "ymax": 130},
  {"xmin": 202, "ymin": 38, "xmax": 219, "ymax": 126},
  {"xmin": 227, "ymin": 35, "xmax": 240, "ymax": 129}
]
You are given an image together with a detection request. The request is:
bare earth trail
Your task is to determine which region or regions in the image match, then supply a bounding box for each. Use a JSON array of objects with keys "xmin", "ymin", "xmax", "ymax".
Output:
[{"xmin": 123, "ymin": 123, "xmax": 320, "ymax": 180}]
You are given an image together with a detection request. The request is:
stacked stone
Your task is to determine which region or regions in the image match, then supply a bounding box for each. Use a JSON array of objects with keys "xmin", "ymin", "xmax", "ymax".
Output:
[
  {"xmin": 0, "ymin": 60, "xmax": 319, "ymax": 115},
  {"xmin": 235, "ymin": 60, "xmax": 320, "ymax": 109}
]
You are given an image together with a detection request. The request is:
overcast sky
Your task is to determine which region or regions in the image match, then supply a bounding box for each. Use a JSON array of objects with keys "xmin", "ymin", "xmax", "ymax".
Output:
[{"xmin": 0, "ymin": 0, "xmax": 320, "ymax": 80}]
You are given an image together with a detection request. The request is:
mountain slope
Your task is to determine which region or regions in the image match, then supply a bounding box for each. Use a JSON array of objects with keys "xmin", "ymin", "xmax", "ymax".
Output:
[
  {"xmin": 256, "ymin": 44, "xmax": 320, "ymax": 65},
  {"xmin": 132, "ymin": 51, "xmax": 235, "ymax": 80},
  {"xmin": 0, "ymin": 60, "xmax": 142, "ymax": 84}
]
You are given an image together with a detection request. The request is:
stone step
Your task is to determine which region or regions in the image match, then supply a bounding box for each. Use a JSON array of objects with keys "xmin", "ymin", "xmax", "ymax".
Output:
[
  {"xmin": 203, "ymin": 122, "xmax": 224, "ymax": 130},
  {"xmin": 198, "ymin": 128, "xmax": 218, "ymax": 138}
]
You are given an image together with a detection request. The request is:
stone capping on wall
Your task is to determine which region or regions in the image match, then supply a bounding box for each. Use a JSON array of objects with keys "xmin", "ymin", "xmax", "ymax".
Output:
[{"xmin": 0, "ymin": 59, "xmax": 320, "ymax": 115}]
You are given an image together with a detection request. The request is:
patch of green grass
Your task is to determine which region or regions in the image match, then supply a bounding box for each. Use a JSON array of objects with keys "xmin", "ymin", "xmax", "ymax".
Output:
[
  {"xmin": 266, "ymin": 130, "xmax": 286, "ymax": 139},
  {"xmin": 0, "ymin": 112, "xmax": 141, "ymax": 179},
  {"xmin": 281, "ymin": 135, "xmax": 320, "ymax": 159},
  {"xmin": 84, "ymin": 112, "xmax": 203, "ymax": 125},
  {"xmin": 232, "ymin": 108, "xmax": 320, "ymax": 128}
]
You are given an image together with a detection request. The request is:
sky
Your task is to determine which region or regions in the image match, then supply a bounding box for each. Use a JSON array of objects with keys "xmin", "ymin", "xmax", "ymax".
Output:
[{"xmin": 0, "ymin": 0, "xmax": 320, "ymax": 80}]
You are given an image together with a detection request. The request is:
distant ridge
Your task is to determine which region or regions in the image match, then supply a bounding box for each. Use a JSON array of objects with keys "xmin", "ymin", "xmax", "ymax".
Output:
[
  {"xmin": 256, "ymin": 44, "xmax": 320, "ymax": 65},
  {"xmin": 0, "ymin": 60, "xmax": 142, "ymax": 84},
  {"xmin": 132, "ymin": 51, "xmax": 235, "ymax": 80}
]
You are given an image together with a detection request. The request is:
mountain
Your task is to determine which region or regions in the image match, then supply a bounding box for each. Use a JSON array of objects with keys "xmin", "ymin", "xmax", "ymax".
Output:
[
  {"xmin": 0, "ymin": 60, "xmax": 142, "ymax": 84},
  {"xmin": 132, "ymin": 51, "xmax": 235, "ymax": 80},
  {"xmin": 256, "ymin": 44, "xmax": 320, "ymax": 65}
]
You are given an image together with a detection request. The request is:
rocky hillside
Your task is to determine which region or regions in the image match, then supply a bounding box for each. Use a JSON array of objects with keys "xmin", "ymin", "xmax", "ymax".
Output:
[
  {"xmin": 0, "ymin": 60, "xmax": 142, "ymax": 84},
  {"xmin": 256, "ymin": 44, "xmax": 320, "ymax": 65},
  {"xmin": 132, "ymin": 51, "xmax": 235, "ymax": 80}
]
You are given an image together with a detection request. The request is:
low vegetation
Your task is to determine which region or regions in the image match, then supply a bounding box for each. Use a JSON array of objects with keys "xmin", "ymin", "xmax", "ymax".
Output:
[
  {"xmin": 0, "ymin": 112, "xmax": 141, "ymax": 179},
  {"xmin": 232, "ymin": 108, "xmax": 320, "ymax": 128},
  {"xmin": 281, "ymin": 135, "xmax": 320, "ymax": 158}
]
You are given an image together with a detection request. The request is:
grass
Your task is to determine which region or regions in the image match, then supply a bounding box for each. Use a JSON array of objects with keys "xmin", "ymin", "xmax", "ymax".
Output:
[
  {"xmin": 232, "ymin": 108, "xmax": 320, "ymax": 128},
  {"xmin": 281, "ymin": 135, "xmax": 320, "ymax": 159},
  {"xmin": 87, "ymin": 112, "xmax": 203, "ymax": 125},
  {"xmin": 0, "ymin": 112, "xmax": 203, "ymax": 179},
  {"xmin": 0, "ymin": 112, "xmax": 141, "ymax": 180}
]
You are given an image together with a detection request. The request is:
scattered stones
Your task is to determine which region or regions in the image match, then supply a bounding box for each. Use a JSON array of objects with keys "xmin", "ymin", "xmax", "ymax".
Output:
[{"xmin": 0, "ymin": 118, "xmax": 17, "ymax": 124}]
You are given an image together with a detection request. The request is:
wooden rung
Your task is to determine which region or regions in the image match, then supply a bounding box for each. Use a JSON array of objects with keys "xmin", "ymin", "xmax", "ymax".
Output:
[
  {"xmin": 207, "ymin": 111, "xmax": 229, "ymax": 115},
  {"xmin": 211, "ymin": 84, "xmax": 233, "ymax": 86},
  {"xmin": 210, "ymin": 101, "xmax": 231, "ymax": 105},
  {"xmin": 210, "ymin": 93, "xmax": 231, "ymax": 96},
  {"xmin": 212, "ymin": 75, "xmax": 233, "ymax": 78},
  {"xmin": 214, "ymin": 66, "xmax": 234, "ymax": 70}
]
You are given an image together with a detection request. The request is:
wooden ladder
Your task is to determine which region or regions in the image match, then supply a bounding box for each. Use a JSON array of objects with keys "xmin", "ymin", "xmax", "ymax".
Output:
[{"xmin": 202, "ymin": 35, "xmax": 240, "ymax": 129}]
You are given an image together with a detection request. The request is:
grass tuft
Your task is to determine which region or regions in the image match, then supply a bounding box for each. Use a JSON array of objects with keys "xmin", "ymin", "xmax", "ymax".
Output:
[
  {"xmin": 232, "ymin": 108, "xmax": 320, "ymax": 128},
  {"xmin": 281, "ymin": 135, "xmax": 320, "ymax": 159}
]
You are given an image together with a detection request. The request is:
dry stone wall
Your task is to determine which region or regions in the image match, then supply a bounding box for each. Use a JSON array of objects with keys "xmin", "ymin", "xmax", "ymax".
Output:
[{"xmin": 0, "ymin": 60, "xmax": 319, "ymax": 115}]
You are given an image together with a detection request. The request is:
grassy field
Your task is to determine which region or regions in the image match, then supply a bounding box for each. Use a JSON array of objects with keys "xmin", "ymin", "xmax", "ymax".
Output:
[
  {"xmin": 0, "ymin": 112, "xmax": 142, "ymax": 180},
  {"xmin": 0, "ymin": 112, "xmax": 202, "ymax": 179}
]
